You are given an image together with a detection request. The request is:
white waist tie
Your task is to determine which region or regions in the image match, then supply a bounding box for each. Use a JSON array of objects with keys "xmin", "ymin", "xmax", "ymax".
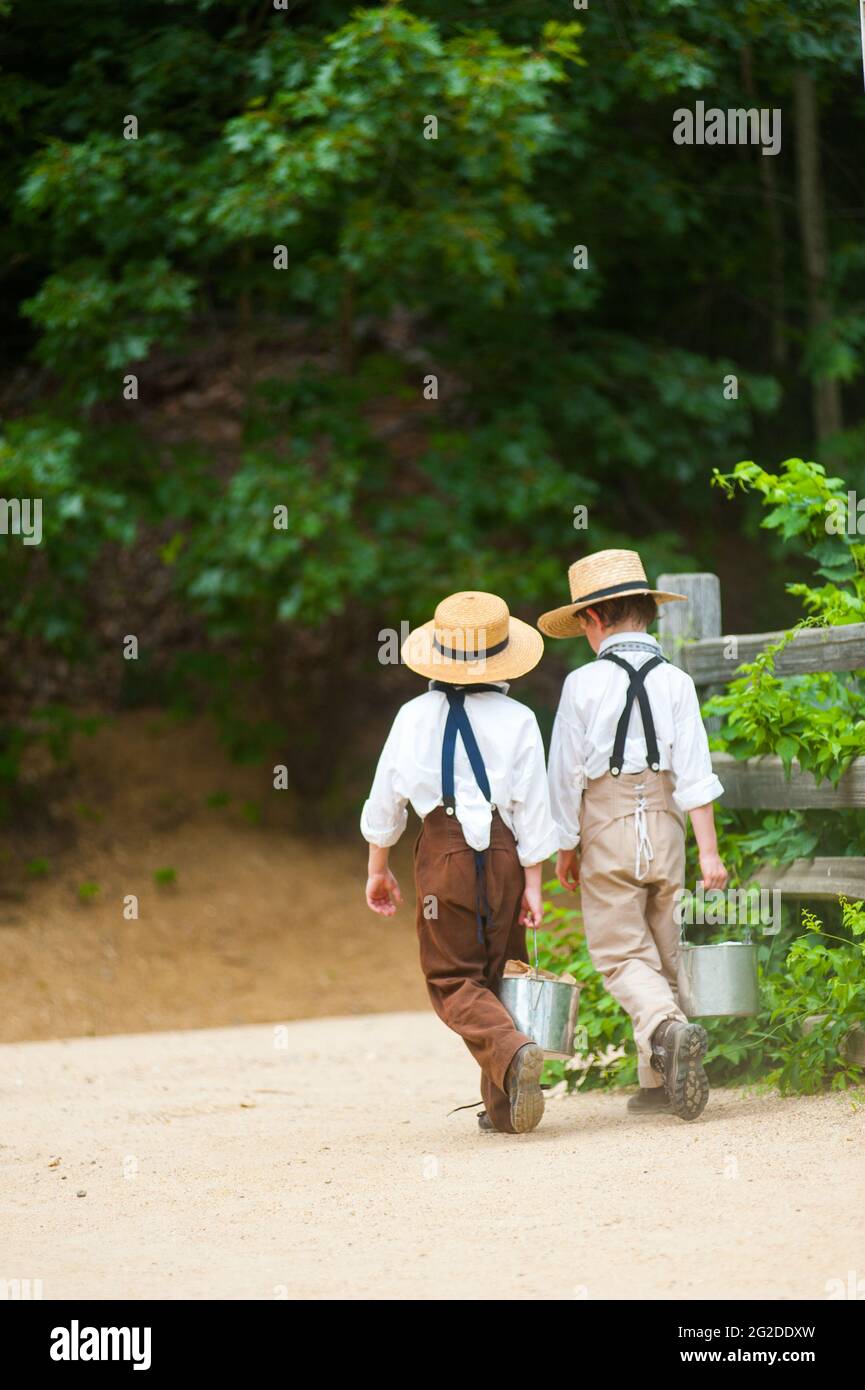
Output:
[{"xmin": 632, "ymin": 782, "xmax": 655, "ymax": 881}]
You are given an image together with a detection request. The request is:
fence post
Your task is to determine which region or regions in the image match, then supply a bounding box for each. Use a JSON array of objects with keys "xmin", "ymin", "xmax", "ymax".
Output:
[
  {"xmin": 656, "ymin": 572, "xmax": 722, "ymax": 668},
  {"xmin": 657, "ymin": 572, "xmax": 723, "ymax": 730}
]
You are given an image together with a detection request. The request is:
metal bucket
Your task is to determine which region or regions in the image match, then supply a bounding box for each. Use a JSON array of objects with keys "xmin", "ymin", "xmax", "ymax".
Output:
[
  {"xmin": 677, "ymin": 941, "xmax": 760, "ymax": 1018},
  {"xmin": 495, "ymin": 922, "xmax": 584, "ymax": 1061},
  {"xmin": 497, "ymin": 931, "xmax": 581, "ymax": 1060},
  {"xmin": 497, "ymin": 973, "xmax": 581, "ymax": 1060}
]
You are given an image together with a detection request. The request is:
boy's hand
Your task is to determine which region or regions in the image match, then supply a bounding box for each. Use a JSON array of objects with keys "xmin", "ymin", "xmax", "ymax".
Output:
[
  {"xmin": 556, "ymin": 848, "xmax": 580, "ymax": 893},
  {"xmin": 366, "ymin": 869, "xmax": 402, "ymax": 916},
  {"xmin": 699, "ymin": 851, "xmax": 728, "ymax": 891},
  {"xmin": 519, "ymin": 883, "xmax": 544, "ymax": 931}
]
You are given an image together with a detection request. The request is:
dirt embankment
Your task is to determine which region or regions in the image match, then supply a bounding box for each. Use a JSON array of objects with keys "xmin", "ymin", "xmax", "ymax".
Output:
[{"xmin": 0, "ymin": 710, "xmax": 426, "ymax": 1044}]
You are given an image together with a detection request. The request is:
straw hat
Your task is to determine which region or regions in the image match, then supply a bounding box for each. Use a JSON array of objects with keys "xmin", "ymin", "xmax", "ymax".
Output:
[
  {"xmin": 402, "ymin": 591, "xmax": 544, "ymax": 683},
  {"xmin": 537, "ymin": 549, "xmax": 687, "ymax": 638}
]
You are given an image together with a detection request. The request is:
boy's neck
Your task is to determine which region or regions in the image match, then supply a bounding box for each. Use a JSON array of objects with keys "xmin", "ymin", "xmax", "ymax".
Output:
[{"xmin": 600, "ymin": 623, "xmax": 650, "ymax": 641}]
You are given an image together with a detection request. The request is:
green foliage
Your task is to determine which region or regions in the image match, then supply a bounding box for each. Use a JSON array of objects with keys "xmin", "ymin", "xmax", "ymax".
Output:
[
  {"xmin": 13, "ymin": 8, "xmax": 589, "ymax": 390},
  {"xmin": 76, "ymin": 881, "xmax": 100, "ymax": 903},
  {"xmin": 153, "ymin": 866, "xmax": 178, "ymax": 887},
  {"xmin": 0, "ymin": 706, "xmax": 101, "ymax": 822},
  {"xmin": 0, "ymin": 422, "xmax": 134, "ymax": 649},
  {"xmin": 171, "ymin": 371, "xmax": 380, "ymax": 632},
  {"xmin": 706, "ymin": 627, "xmax": 865, "ymax": 786},
  {"xmin": 204, "ymin": 791, "xmax": 231, "ymax": 809},
  {"xmin": 689, "ymin": 458, "xmax": 865, "ymax": 1015},
  {"xmin": 707, "ymin": 459, "xmax": 865, "ymax": 782},
  {"xmin": 23, "ymin": 256, "xmax": 196, "ymax": 403},
  {"xmin": 215, "ymin": 8, "xmax": 582, "ymax": 302},
  {"xmin": 713, "ymin": 458, "xmax": 865, "ymax": 622},
  {"xmin": 714, "ymin": 808, "xmax": 818, "ymax": 874},
  {"xmin": 762, "ymin": 899, "xmax": 865, "ymax": 1095},
  {"xmin": 538, "ymin": 886, "xmax": 865, "ymax": 1096},
  {"xmin": 0, "ymin": 1, "xmax": 863, "ymax": 814}
]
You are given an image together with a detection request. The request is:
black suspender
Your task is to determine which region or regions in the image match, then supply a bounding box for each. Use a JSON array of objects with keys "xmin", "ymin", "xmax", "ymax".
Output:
[
  {"xmin": 429, "ymin": 681, "xmax": 502, "ymax": 943},
  {"xmin": 599, "ymin": 652, "xmax": 666, "ymax": 776},
  {"xmin": 430, "ymin": 683, "xmax": 500, "ymax": 813}
]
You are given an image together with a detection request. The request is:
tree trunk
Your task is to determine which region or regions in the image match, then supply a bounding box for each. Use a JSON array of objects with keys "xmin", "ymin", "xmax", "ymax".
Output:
[
  {"xmin": 741, "ymin": 46, "xmax": 787, "ymax": 368},
  {"xmin": 793, "ymin": 70, "xmax": 843, "ymax": 443}
]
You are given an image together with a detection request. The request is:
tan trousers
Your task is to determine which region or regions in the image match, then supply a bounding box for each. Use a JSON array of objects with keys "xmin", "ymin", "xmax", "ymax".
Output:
[{"xmin": 579, "ymin": 770, "xmax": 687, "ymax": 1088}]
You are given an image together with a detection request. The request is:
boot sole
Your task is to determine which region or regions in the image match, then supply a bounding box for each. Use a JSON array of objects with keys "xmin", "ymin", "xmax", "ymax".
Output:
[
  {"xmin": 667, "ymin": 1024, "xmax": 709, "ymax": 1121},
  {"xmin": 508, "ymin": 1044, "xmax": 545, "ymax": 1133}
]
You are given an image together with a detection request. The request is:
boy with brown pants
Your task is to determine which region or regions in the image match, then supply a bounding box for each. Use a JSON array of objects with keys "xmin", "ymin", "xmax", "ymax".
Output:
[
  {"xmin": 362, "ymin": 591, "xmax": 559, "ymax": 1134},
  {"xmin": 539, "ymin": 550, "xmax": 728, "ymax": 1120}
]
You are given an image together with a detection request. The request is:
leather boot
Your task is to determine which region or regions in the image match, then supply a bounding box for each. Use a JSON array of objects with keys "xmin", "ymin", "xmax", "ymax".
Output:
[{"xmin": 651, "ymin": 1019, "xmax": 709, "ymax": 1121}]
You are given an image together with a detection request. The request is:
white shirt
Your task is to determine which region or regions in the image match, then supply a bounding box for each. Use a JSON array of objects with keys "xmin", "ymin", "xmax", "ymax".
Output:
[
  {"xmin": 360, "ymin": 683, "xmax": 559, "ymax": 867},
  {"xmin": 548, "ymin": 631, "xmax": 724, "ymax": 849}
]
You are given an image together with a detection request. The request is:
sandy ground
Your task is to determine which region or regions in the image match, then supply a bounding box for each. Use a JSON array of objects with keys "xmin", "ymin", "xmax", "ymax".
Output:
[{"xmin": 3, "ymin": 1011, "xmax": 864, "ymax": 1301}]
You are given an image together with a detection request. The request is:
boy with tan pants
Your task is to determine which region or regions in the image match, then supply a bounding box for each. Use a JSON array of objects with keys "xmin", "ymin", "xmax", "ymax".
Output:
[{"xmin": 539, "ymin": 550, "xmax": 728, "ymax": 1120}]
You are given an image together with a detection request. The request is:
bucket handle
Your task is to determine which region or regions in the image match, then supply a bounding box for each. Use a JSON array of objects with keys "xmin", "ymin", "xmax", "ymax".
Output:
[{"xmin": 529, "ymin": 926, "xmax": 546, "ymax": 1012}]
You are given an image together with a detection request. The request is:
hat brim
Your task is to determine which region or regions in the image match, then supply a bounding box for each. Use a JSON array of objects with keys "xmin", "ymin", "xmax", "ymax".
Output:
[
  {"xmin": 401, "ymin": 615, "xmax": 544, "ymax": 683},
  {"xmin": 537, "ymin": 587, "xmax": 688, "ymax": 639}
]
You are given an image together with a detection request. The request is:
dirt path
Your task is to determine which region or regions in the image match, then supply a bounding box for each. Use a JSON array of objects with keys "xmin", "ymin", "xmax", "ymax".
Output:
[{"xmin": 4, "ymin": 1012, "xmax": 863, "ymax": 1301}]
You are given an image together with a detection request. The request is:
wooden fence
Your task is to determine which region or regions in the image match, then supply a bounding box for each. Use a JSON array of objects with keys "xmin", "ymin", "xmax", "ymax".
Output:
[{"xmin": 657, "ymin": 572, "xmax": 865, "ymax": 901}]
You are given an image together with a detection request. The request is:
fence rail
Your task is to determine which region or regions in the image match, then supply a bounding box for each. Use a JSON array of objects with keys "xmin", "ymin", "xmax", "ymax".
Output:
[
  {"xmin": 710, "ymin": 752, "xmax": 865, "ymax": 810},
  {"xmin": 753, "ymin": 857, "xmax": 865, "ymax": 900},
  {"xmin": 658, "ymin": 572, "xmax": 865, "ymax": 902},
  {"xmin": 672, "ymin": 622, "xmax": 865, "ymax": 685}
]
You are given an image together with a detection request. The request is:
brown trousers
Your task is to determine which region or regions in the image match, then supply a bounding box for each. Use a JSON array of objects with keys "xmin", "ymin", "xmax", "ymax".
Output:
[
  {"xmin": 414, "ymin": 806, "xmax": 532, "ymax": 1132},
  {"xmin": 579, "ymin": 770, "xmax": 687, "ymax": 1087}
]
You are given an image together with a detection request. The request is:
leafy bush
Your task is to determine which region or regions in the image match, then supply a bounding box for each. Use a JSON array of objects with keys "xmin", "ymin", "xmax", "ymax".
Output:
[
  {"xmin": 705, "ymin": 626, "xmax": 865, "ymax": 787},
  {"xmin": 701, "ymin": 457, "xmax": 865, "ymax": 916},
  {"xmin": 0, "ymin": 421, "xmax": 134, "ymax": 650},
  {"xmin": 761, "ymin": 898, "xmax": 865, "ymax": 1095},
  {"xmin": 708, "ymin": 458, "xmax": 865, "ymax": 784},
  {"xmin": 538, "ymin": 887, "xmax": 865, "ymax": 1097}
]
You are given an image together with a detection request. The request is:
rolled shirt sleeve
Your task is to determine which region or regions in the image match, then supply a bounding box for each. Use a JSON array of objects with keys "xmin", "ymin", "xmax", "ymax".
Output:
[
  {"xmin": 548, "ymin": 681, "xmax": 587, "ymax": 851},
  {"xmin": 510, "ymin": 716, "xmax": 559, "ymax": 867},
  {"xmin": 671, "ymin": 679, "xmax": 725, "ymax": 814},
  {"xmin": 360, "ymin": 710, "xmax": 409, "ymax": 847}
]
